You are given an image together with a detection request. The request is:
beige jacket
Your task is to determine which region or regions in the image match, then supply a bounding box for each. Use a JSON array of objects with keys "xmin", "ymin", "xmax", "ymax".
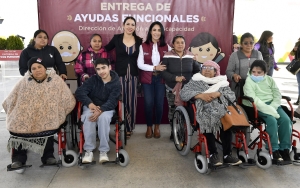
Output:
[{"xmin": 2, "ymin": 70, "xmax": 75, "ymax": 134}]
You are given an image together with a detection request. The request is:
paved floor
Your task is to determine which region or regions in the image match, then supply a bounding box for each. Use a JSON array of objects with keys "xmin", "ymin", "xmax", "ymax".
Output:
[{"xmin": 1, "ymin": 64, "xmax": 300, "ymax": 188}]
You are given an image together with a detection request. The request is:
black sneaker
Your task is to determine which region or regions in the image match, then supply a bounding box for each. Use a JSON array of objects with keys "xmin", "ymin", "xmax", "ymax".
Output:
[
  {"xmin": 223, "ymin": 155, "xmax": 242, "ymax": 166},
  {"xmin": 294, "ymin": 111, "xmax": 300, "ymax": 119},
  {"xmin": 279, "ymin": 149, "xmax": 292, "ymax": 163},
  {"xmin": 11, "ymin": 161, "xmax": 22, "ymax": 169},
  {"xmin": 45, "ymin": 157, "xmax": 57, "ymax": 165},
  {"xmin": 272, "ymin": 150, "xmax": 283, "ymax": 162},
  {"xmin": 210, "ymin": 153, "xmax": 222, "ymax": 166}
]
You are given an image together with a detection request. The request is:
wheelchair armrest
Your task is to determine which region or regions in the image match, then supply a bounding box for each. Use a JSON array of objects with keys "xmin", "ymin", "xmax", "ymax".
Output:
[
  {"xmin": 77, "ymin": 101, "xmax": 82, "ymax": 119},
  {"xmin": 241, "ymin": 95, "xmax": 254, "ymax": 103},
  {"xmin": 189, "ymin": 98, "xmax": 196, "ymax": 104},
  {"xmin": 282, "ymin": 96, "xmax": 291, "ymax": 101}
]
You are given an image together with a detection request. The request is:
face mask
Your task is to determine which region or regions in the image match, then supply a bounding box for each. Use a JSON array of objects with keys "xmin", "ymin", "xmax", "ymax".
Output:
[{"xmin": 250, "ymin": 75, "xmax": 264, "ymax": 82}]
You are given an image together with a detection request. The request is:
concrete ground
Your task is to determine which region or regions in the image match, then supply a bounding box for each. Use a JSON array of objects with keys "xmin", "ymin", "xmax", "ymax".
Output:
[{"xmin": 1, "ymin": 64, "xmax": 300, "ymax": 188}]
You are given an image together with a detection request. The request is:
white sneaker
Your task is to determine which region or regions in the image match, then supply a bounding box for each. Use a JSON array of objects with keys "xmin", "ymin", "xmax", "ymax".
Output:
[
  {"xmin": 82, "ymin": 151, "xmax": 93, "ymax": 163},
  {"xmin": 99, "ymin": 152, "xmax": 109, "ymax": 163}
]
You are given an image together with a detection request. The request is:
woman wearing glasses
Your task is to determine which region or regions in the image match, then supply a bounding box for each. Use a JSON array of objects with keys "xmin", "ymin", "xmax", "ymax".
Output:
[
  {"xmin": 180, "ymin": 60, "xmax": 242, "ymax": 166},
  {"xmin": 161, "ymin": 34, "xmax": 201, "ymax": 139},
  {"xmin": 226, "ymin": 32, "xmax": 263, "ymax": 99},
  {"xmin": 254, "ymin": 31, "xmax": 278, "ymax": 76}
]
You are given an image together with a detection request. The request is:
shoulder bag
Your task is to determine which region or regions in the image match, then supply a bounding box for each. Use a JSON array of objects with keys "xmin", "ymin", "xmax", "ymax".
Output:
[
  {"xmin": 220, "ymin": 96, "xmax": 250, "ymax": 131},
  {"xmin": 286, "ymin": 59, "xmax": 300, "ymax": 75}
]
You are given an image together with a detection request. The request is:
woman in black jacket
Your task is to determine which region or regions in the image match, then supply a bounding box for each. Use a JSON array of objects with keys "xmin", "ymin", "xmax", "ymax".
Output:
[
  {"xmin": 105, "ymin": 17, "xmax": 142, "ymax": 139},
  {"xmin": 19, "ymin": 29, "xmax": 67, "ymax": 79},
  {"xmin": 161, "ymin": 34, "xmax": 201, "ymax": 139},
  {"xmin": 291, "ymin": 38, "xmax": 300, "ymax": 105}
]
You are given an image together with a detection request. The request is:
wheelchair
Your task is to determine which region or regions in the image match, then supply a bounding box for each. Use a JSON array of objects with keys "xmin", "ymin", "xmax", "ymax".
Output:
[
  {"xmin": 172, "ymin": 101, "xmax": 251, "ymax": 174},
  {"xmin": 7, "ymin": 121, "xmax": 78, "ymax": 174},
  {"xmin": 241, "ymin": 95, "xmax": 300, "ymax": 168},
  {"xmin": 75, "ymin": 97, "xmax": 129, "ymax": 168}
]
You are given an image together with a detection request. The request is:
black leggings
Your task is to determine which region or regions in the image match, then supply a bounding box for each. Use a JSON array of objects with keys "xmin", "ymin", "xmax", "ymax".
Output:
[
  {"xmin": 203, "ymin": 128, "xmax": 232, "ymax": 157},
  {"xmin": 12, "ymin": 136, "xmax": 55, "ymax": 164}
]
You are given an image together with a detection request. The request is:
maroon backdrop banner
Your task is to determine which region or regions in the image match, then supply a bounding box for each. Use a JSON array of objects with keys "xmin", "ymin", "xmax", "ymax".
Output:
[
  {"xmin": 38, "ymin": 0, "xmax": 235, "ymax": 123},
  {"xmin": 38, "ymin": 0, "xmax": 234, "ymax": 72}
]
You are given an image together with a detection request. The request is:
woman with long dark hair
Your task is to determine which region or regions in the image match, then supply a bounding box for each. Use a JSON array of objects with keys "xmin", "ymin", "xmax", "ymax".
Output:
[
  {"xmin": 137, "ymin": 21, "xmax": 171, "ymax": 138},
  {"xmin": 254, "ymin": 30, "xmax": 279, "ymax": 76},
  {"xmin": 19, "ymin": 29, "xmax": 67, "ymax": 79},
  {"xmin": 105, "ymin": 16, "xmax": 143, "ymax": 139}
]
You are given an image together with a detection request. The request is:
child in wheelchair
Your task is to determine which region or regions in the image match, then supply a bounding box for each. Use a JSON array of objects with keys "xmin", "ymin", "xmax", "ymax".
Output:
[
  {"xmin": 180, "ymin": 60, "xmax": 242, "ymax": 166},
  {"xmin": 75, "ymin": 58, "xmax": 121, "ymax": 164},
  {"xmin": 2, "ymin": 57, "xmax": 76, "ymax": 170},
  {"xmin": 243, "ymin": 60, "xmax": 293, "ymax": 164}
]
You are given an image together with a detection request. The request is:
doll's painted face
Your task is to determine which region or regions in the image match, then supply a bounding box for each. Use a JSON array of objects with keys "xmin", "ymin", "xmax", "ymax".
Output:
[
  {"xmin": 51, "ymin": 31, "xmax": 81, "ymax": 63},
  {"xmin": 190, "ymin": 42, "xmax": 218, "ymax": 63}
]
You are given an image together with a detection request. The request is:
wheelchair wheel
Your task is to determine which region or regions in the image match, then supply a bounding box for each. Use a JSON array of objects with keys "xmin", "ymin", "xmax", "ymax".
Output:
[
  {"xmin": 172, "ymin": 106, "xmax": 192, "ymax": 156},
  {"xmin": 238, "ymin": 151, "xmax": 248, "ymax": 163},
  {"xmin": 62, "ymin": 150, "xmax": 78, "ymax": 167},
  {"xmin": 119, "ymin": 149, "xmax": 129, "ymax": 167},
  {"xmin": 194, "ymin": 154, "xmax": 209, "ymax": 174},
  {"xmin": 254, "ymin": 151, "xmax": 272, "ymax": 169}
]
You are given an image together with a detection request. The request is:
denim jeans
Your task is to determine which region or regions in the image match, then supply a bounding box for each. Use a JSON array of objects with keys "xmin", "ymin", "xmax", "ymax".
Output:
[
  {"xmin": 296, "ymin": 71, "xmax": 300, "ymax": 95},
  {"xmin": 267, "ymin": 67, "xmax": 274, "ymax": 76},
  {"xmin": 142, "ymin": 75, "xmax": 165, "ymax": 127}
]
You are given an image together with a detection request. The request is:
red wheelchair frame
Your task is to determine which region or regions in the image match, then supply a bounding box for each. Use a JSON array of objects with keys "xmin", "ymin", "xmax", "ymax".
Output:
[
  {"xmin": 172, "ymin": 101, "xmax": 250, "ymax": 174},
  {"xmin": 76, "ymin": 99, "xmax": 129, "ymax": 168},
  {"xmin": 240, "ymin": 95, "xmax": 300, "ymax": 168}
]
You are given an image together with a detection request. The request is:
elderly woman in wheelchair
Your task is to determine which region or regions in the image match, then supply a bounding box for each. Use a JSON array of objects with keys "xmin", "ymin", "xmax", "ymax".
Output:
[
  {"xmin": 2, "ymin": 57, "xmax": 76, "ymax": 172},
  {"xmin": 179, "ymin": 60, "xmax": 242, "ymax": 168},
  {"xmin": 243, "ymin": 60, "xmax": 297, "ymax": 164}
]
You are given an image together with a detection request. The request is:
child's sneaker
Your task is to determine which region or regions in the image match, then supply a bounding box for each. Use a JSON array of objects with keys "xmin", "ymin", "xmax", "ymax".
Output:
[
  {"xmin": 99, "ymin": 152, "xmax": 109, "ymax": 163},
  {"xmin": 82, "ymin": 151, "xmax": 93, "ymax": 163}
]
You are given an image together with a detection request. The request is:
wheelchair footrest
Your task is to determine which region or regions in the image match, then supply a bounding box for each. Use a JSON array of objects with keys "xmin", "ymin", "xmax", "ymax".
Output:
[
  {"xmin": 78, "ymin": 161, "xmax": 96, "ymax": 166},
  {"xmin": 292, "ymin": 160, "xmax": 300, "ymax": 164},
  {"xmin": 102, "ymin": 160, "xmax": 119, "ymax": 165},
  {"xmin": 7, "ymin": 164, "xmax": 32, "ymax": 171},
  {"xmin": 239, "ymin": 162, "xmax": 256, "ymax": 168},
  {"xmin": 209, "ymin": 163, "xmax": 230, "ymax": 170},
  {"xmin": 272, "ymin": 160, "xmax": 292, "ymax": 166},
  {"xmin": 39, "ymin": 163, "xmax": 60, "ymax": 168}
]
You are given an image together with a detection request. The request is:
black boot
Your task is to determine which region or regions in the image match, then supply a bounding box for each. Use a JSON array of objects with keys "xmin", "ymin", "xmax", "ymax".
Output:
[
  {"xmin": 279, "ymin": 149, "xmax": 292, "ymax": 164},
  {"xmin": 294, "ymin": 96, "xmax": 300, "ymax": 105}
]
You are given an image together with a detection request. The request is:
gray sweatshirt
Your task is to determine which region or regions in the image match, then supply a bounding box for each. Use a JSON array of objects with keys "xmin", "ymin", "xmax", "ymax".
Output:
[{"xmin": 226, "ymin": 50, "xmax": 263, "ymax": 96}]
